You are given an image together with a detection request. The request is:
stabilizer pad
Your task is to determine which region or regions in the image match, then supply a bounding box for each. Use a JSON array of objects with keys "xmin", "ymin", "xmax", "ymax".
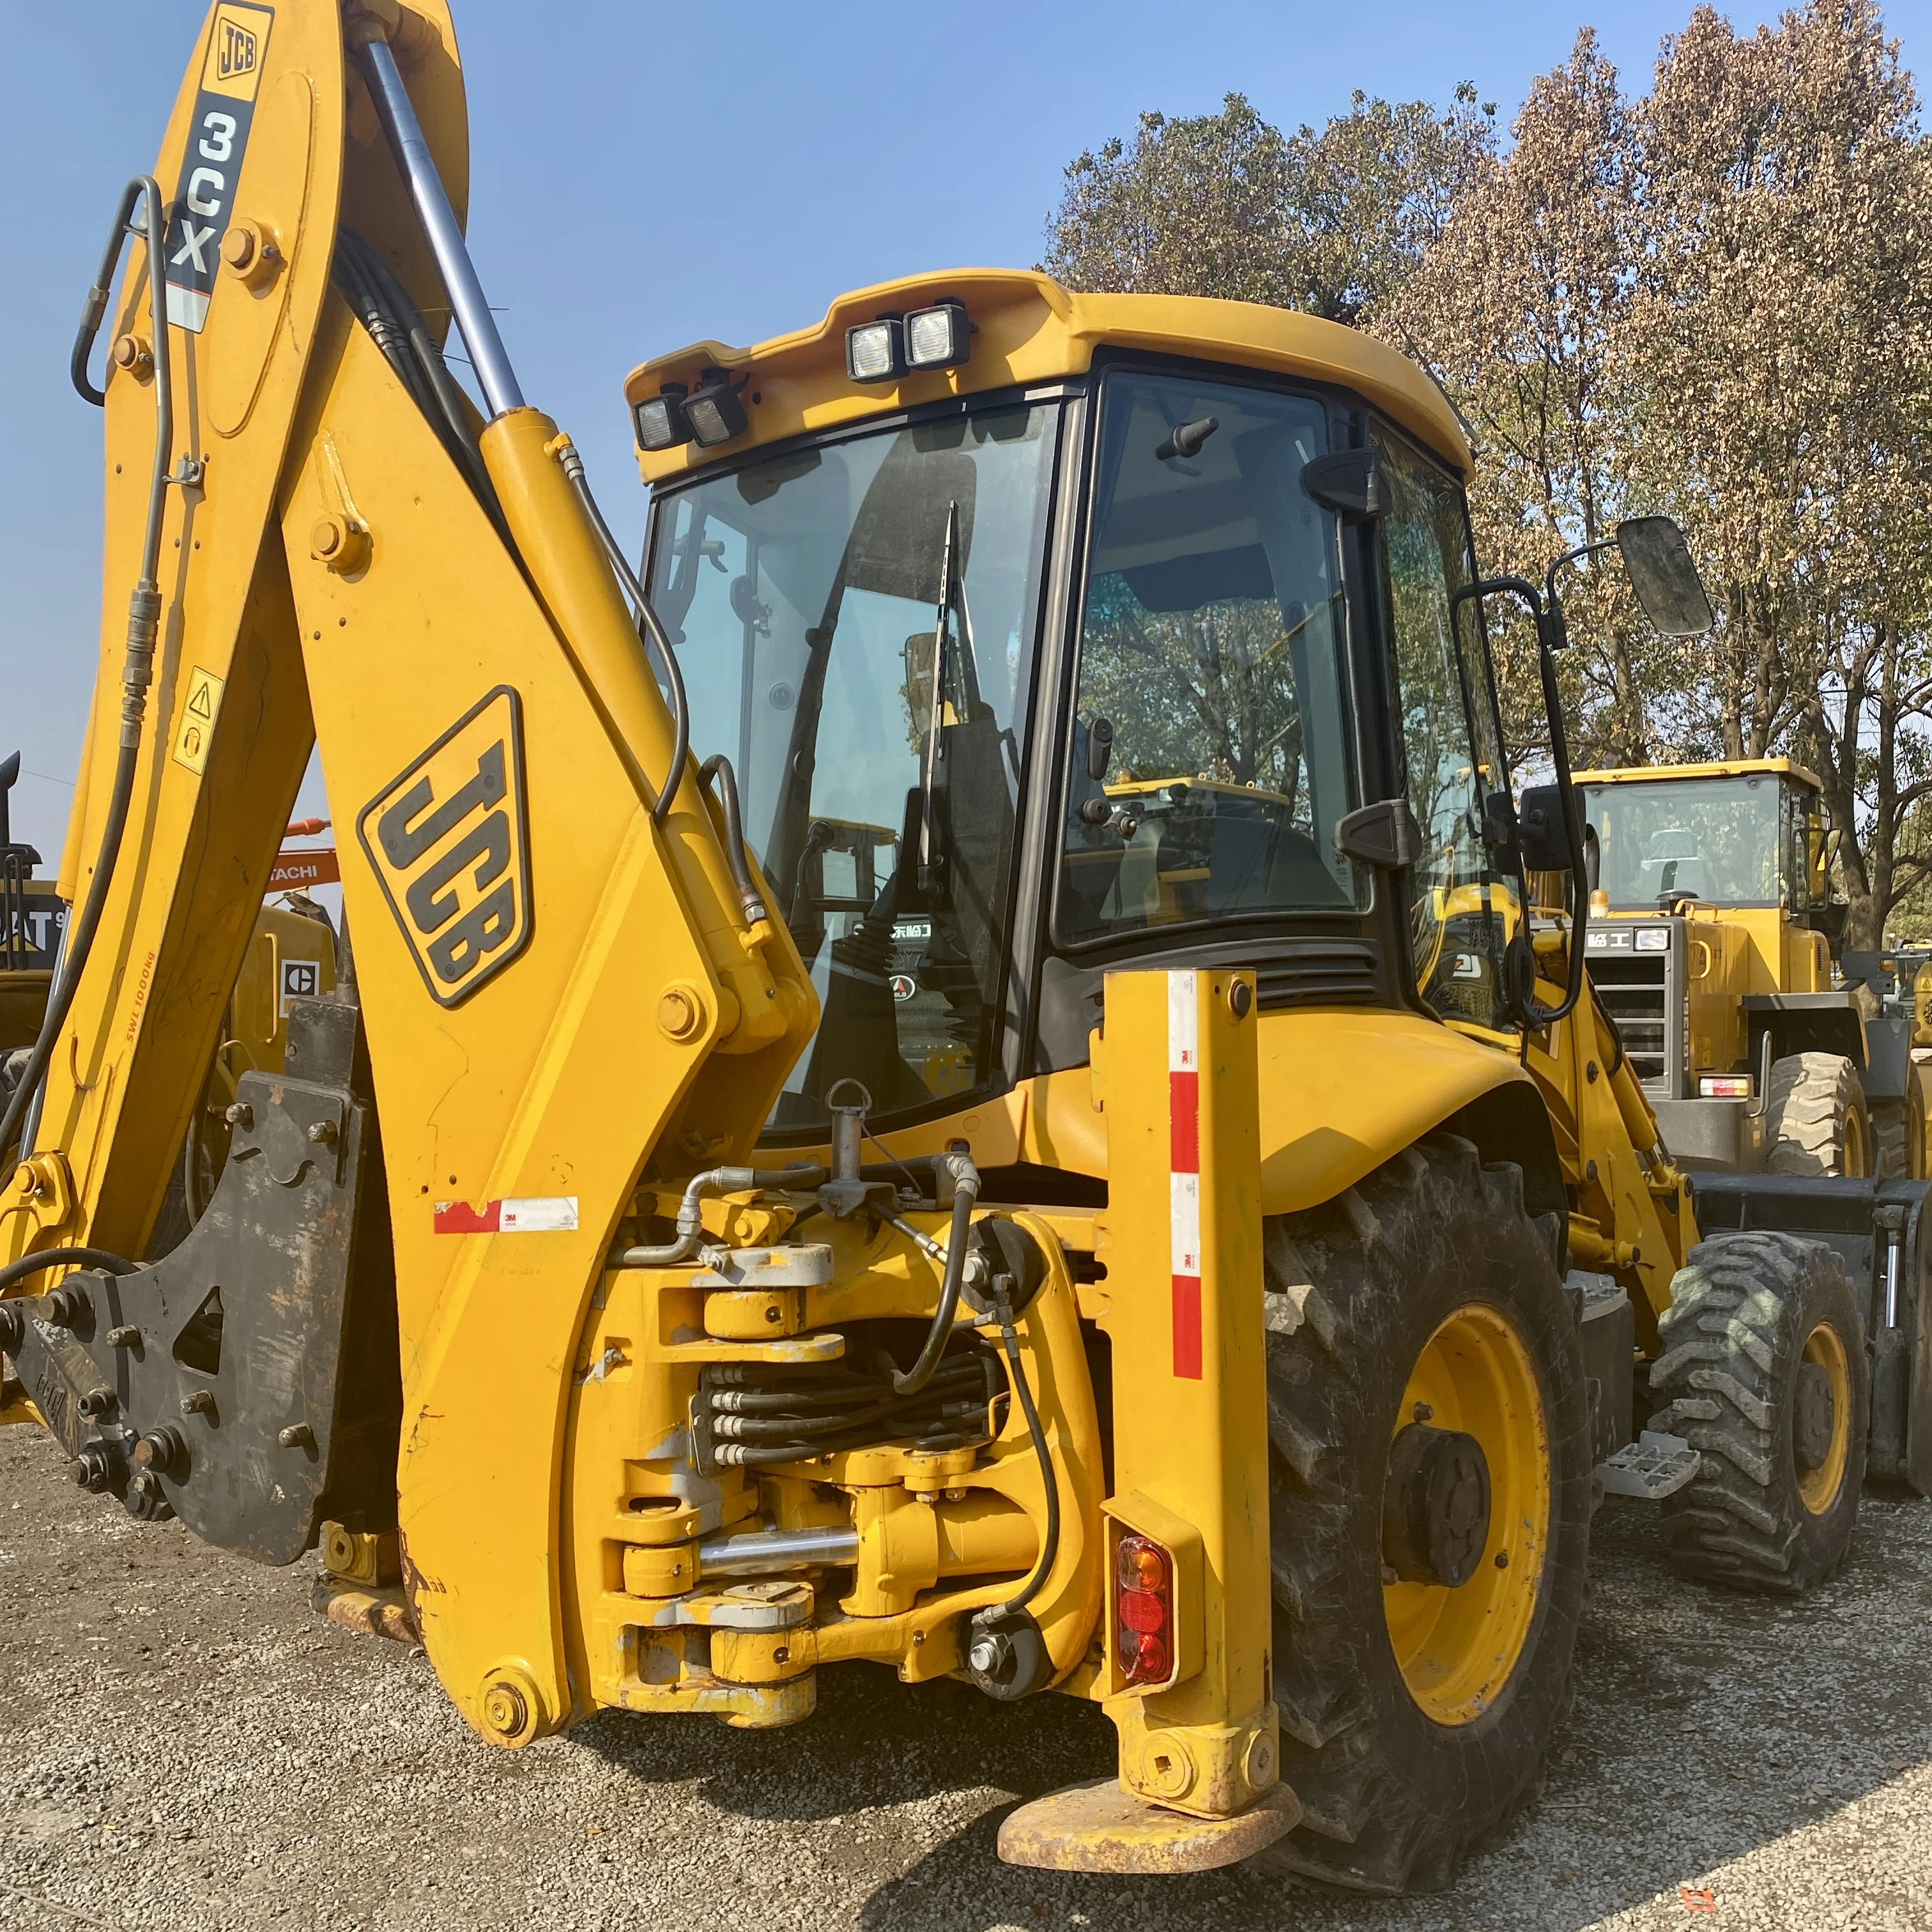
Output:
[{"xmin": 997, "ymin": 1776, "xmax": 1300, "ymax": 1874}]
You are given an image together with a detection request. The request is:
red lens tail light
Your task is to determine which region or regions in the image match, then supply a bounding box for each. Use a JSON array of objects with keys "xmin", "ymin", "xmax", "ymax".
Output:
[{"xmin": 1115, "ymin": 1533, "xmax": 1174, "ymax": 1687}]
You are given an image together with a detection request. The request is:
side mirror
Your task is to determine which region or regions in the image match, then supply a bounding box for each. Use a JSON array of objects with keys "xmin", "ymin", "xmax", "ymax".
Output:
[
  {"xmin": 1616, "ymin": 517, "xmax": 1714, "ymax": 638},
  {"xmin": 1517, "ymin": 785, "xmax": 1575, "ymax": 873}
]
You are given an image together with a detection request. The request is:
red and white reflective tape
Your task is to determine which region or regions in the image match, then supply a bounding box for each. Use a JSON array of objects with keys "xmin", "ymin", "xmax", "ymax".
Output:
[
  {"xmin": 1168, "ymin": 970, "xmax": 1203, "ymax": 1379},
  {"xmin": 433, "ymin": 1195, "xmax": 579, "ymax": 1234}
]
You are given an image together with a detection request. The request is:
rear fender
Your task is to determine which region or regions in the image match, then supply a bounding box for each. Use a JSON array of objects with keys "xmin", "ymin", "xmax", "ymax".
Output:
[{"xmin": 1256, "ymin": 1009, "xmax": 1558, "ymax": 1220}]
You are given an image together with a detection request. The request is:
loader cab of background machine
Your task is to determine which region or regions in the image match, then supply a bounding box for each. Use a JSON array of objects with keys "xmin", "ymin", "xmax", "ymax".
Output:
[{"xmin": 641, "ymin": 338, "xmax": 1522, "ymax": 1155}]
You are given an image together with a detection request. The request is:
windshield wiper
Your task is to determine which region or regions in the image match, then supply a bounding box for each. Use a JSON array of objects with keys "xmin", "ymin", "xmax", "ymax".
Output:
[{"xmin": 915, "ymin": 500, "xmax": 962, "ymax": 896}]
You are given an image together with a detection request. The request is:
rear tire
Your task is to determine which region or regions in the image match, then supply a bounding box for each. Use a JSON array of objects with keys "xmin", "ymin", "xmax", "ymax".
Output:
[
  {"xmin": 1650, "ymin": 1230, "xmax": 1867, "ymax": 1593},
  {"xmin": 1253, "ymin": 1135, "xmax": 1592, "ymax": 1894},
  {"xmin": 1764, "ymin": 1052, "xmax": 1871, "ymax": 1177},
  {"xmin": 1871, "ymin": 1098, "xmax": 1908, "ymax": 1180}
]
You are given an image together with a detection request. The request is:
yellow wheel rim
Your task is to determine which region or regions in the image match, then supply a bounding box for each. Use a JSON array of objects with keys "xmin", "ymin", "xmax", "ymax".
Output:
[
  {"xmin": 1796, "ymin": 1320, "xmax": 1852, "ymax": 1515},
  {"xmin": 1844, "ymin": 1107, "xmax": 1869, "ymax": 1179},
  {"xmin": 1383, "ymin": 1303, "xmax": 1550, "ymax": 1727}
]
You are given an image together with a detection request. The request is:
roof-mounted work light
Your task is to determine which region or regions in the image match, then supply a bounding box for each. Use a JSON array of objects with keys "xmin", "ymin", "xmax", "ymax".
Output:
[
  {"xmin": 635, "ymin": 383, "xmax": 691, "ymax": 452},
  {"xmin": 685, "ymin": 368, "xmax": 749, "ymax": 447},
  {"xmin": 905, "ymin": 300, "xmax": 970, "ymax": 372},
  {"xmin": 846, "ymin": 316, "xmax": 904, "ymax": 383}
]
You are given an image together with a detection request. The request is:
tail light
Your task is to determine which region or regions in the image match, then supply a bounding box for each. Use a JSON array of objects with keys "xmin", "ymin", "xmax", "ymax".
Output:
[{"xmin": 1115, "ymin": 1533, "xmax": 1174, "ymax": 1687}]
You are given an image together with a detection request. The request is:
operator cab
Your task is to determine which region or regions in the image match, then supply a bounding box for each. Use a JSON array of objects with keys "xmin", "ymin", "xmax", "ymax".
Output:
[{"xmin": 631, "ymin": 275, "xmax": 1519, "ymax": 1150}]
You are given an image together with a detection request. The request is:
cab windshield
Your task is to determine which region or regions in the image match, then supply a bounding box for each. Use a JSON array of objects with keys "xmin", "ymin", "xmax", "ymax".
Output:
[
  {"xmin": 1057, "ymin": 372, "xmax": 1363, "ymax": 943},
  {"xmin": 1583, "ymin": 776, "xmax": 1785, "ymax": 908},
  {"xmin": 648, "ymin": 402, "xmax": 1060, "ymax": 1135}
]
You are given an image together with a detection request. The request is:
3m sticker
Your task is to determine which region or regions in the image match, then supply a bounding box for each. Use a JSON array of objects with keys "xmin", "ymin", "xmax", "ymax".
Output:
[
  {"xmin": 357, "ymin": 686, "xmax": 532, "ymax": 1008},
  {"xmin": 172, "ymin": 666, "xmax": 226, "ymax": 774},
  {"xmin": 434, "ymin": 1197, "xmax": 579, "ymax": 1234},
  {"xmin": 162, "ymin": 3, "xmax": 275, "ymax": 332}
]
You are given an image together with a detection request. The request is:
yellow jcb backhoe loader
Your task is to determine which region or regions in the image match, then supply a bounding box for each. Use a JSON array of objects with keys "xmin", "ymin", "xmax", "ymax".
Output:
[{"xmin": 4, "ymin": 0, "xmax": 1927, "ymax": 1895}]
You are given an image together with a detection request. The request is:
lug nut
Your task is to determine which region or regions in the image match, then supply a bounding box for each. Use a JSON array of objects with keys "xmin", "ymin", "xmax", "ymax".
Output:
[
  {"xmin": 65, "ymin": 1445, "xmax": 121, "ymax": 1494},
  {"xmin": 180, "ymin": 1389, "xmax": 217, "ymax": 1417},
  {"xmin": 278, "ymin": 1423, "xmax": 314, "ymax": 1449},
  {"xmin": 106, "ymin": 1324, "xmax": 141, "ymax": 1349},
  {"xmin": 307, "ymin": 1119, "xmax": 337, "ymax": 1146},
  {"xmin": 224, "ymin": 1101, "xmax": 253, "ymax": 1128},
  {"xmin": 77, "ymin": 1386, "xmax": 118, "ymax": 1420}
]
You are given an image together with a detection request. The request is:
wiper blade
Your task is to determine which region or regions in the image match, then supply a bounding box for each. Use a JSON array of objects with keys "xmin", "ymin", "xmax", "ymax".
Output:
[{"xmin": 916, "ymin": 500, "xmax": 960, "ymax": 894}]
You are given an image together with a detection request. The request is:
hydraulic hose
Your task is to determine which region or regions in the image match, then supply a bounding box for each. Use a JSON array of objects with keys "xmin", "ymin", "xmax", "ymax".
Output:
[
  {"xmin": 613, "ymin": 1163, "xmax": 827, "ymax": 1266},
  {"xmin": 4, "ymin": 179, "xmax": 171, "ymax": 1167},
  {"xmin": 553, "ymin": 441, "xmax": 691, "ymax": 827},
  {"xmin": 888, "ymin": 1164, "xmax": 981, "ymax": 1396},
  {"xmin": 698, "ymin": 755, "xmax": 768, "ymax": 926},
  {"xmin": 0, "ymin": 1246, "xmax": 139, "ymax": 1294},
  {"xmin": 332, "ymin": 229, "xmax": 500, "ymax": 518},
  {"xmin": 992, "ymin": 1286, "xmax": 1061, "ymax": 1616}
]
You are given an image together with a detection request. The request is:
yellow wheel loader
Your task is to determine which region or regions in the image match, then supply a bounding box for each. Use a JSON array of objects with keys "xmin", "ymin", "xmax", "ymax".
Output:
[
  {"xmin": 1574, "ymin": 757, "xmax": 1874, "ymax": 1176},
  {"xmin": 1573, "ymin": 757, "xmax": 1932, "ymax": 1487},
  {"xmin": 0, "ymin": 754, "xmax": 66, "ymax": 1080},
  {"xmin": 3, "ymin": 1, "xmax": 1926, "ymax": 1896}
]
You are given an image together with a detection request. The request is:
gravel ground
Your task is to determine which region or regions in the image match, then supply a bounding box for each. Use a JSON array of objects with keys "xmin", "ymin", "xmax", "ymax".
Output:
[{"xmin": 4, "ymin": 1420, "xmax": 1932, "ymax": 1932}]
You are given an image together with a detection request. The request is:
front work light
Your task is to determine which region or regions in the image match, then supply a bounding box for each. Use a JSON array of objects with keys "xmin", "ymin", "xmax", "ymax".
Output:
[
  {"xmin": 905, "ymin": 300, "xmax": 970, "ymax": 371},
  {"xmin": 635, "ymin": 383, "xmax": 691, "ymax": 452},
  {"xmin": 846, "ymin": 317, "xmax": 904, "ymax": 383},
  {"xmin": 685, "ymin": 369, "xmax": 749, "ymax": 447},
  {"xmin": 1634, "ymin": 926, "xmax": 1670, "ymax": 952}
]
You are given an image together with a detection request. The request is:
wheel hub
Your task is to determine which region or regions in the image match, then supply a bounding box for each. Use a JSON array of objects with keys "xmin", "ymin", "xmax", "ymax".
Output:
[
  {"xmin": 1383, "ymin": 1422, "xmax": 1492, "ymax": 1588},
  {"xmin": 1793, "ymin": 1359, "xmax": 1837, "ymax": 1473}
]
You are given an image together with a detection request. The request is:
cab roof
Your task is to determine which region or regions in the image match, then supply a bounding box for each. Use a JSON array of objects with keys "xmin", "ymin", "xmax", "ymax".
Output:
[
  {"xmin": 623, "ymin": 268, "xmax": 1470, "ymax": 486},
  {"xmin": 1575, "ymin": 758, "xmax": 1823, "ymax": 795}
]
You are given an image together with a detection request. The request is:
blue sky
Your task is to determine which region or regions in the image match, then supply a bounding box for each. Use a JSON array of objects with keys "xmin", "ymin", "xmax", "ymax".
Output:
[{"xmin": 4, "ymin": 0, "xmax": 1928, "ymax": 860}]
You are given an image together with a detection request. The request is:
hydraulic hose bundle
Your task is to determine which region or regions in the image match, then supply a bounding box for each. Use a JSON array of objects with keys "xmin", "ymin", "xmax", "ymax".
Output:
[
  {"xmin": 3, "ymin": 179, "xmax": 174, "ymax": 1167},
  {"xmin": 690, "ymin": 1346, "xmax": 1003, "ymax": 1472}
]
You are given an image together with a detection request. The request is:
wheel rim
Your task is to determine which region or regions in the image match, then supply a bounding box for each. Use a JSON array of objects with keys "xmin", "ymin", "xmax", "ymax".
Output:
[
  {"xmin": 1383, "ymin": 1302, "xmax": 1550, "ymax": 1726},
  {"xmin": 1795, "ymin": 1320, "xmax": 1852, "ymax": 1515},
  {"xmin": 1844, "ymin": 1105, "xmax": 1869, "ymax": 1179}
]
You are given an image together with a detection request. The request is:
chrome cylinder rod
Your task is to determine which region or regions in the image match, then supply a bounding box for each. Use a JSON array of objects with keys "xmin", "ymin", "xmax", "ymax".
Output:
[
  {"xmin": 696, "ymin": 1525, "xmax": 859, "ymax": 1578},
  {"xmin": 356, "ymin": 36, "xmax": 525, "ymax": 418}
]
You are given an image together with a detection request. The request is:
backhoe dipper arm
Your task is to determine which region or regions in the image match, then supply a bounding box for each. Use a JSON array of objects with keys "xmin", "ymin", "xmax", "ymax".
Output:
[{"xmin": 2, "ymin": 0, "xmax": 816, "ymax": 1747}]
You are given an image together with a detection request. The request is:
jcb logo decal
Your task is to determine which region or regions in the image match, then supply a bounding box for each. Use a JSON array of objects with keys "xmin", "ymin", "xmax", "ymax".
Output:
[
  {"xmin": 218, "ymin": 19, "xmax": 257, "ymax": 80},
  {"xmin": 357, "ymin": 687, "xmax": 533, "ymax": 1008},
  {"xmin": 200, "ymin": 3, "xmax": 272, "ymax": 99}
]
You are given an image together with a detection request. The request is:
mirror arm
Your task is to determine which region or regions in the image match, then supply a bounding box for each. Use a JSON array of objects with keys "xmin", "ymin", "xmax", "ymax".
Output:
[
  {"xmin": 1530, "ymin": 623, "xmax": 1590, "ymax": 1027},
  {"xmin": 1451, "ymin": 576, "xmax": 1588, "ymax": 1029}
]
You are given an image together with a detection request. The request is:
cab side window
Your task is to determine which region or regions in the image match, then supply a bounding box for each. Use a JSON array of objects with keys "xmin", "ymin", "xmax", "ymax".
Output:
[{"xmin": 1374, "ymin": 428, "xmax": 1513, "ymax": 1029}]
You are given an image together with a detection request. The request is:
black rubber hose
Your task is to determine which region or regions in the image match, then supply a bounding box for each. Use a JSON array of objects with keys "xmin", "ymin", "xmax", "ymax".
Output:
[
  {"xmin": 890, "ymin": 1179, "xmax": 981, "ymax": 1397},
  {"xmin": 4, "ymin": 178, "xmax": 171, "ymax": 1167},
  {"xmin": 698, "ymin": 755, "xmax": 769, "ymax": 925},
  {"xmin": 0, "ymin": 1246, "xmax": 139, "ymax": 1294},
  {"xmin": 992, "ymin": 1292, "xmax": 1061, "ymax": 1616},
  {"xmin": 556, "ymin": 448, "xmax": 691, "ymax": 827},
  {"xmin": 334, "ymin": 229, "xmax": 503, "ymax": 526}
]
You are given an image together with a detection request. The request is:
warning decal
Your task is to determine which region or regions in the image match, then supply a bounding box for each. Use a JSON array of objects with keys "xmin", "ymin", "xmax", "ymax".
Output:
[
  {"xmin": 172, "ymin": 666, "xmax": 226, "ymax": 774},
  {"xmin": 162, "ymin": 3, "xmax": 275, "ymax": 332}
]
